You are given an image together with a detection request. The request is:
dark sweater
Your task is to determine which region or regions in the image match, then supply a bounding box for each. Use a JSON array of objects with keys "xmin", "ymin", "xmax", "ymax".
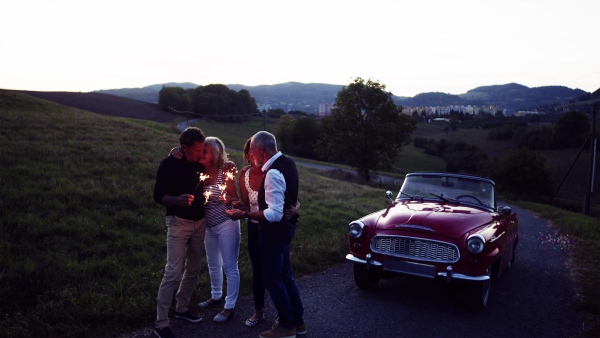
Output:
[{"xmin": 153, "ymin": 155, "xmax": 206, "ymax": 221}]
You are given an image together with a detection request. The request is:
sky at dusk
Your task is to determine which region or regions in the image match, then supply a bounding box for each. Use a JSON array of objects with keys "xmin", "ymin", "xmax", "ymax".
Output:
[{"xmin": 1, "ymin": 0, "xmax": 599, "ymax": 97}]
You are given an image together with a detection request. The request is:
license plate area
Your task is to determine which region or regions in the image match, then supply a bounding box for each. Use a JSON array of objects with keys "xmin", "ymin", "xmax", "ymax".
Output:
[{"xmin": 383, "ymin": 259, "xmax": 437, "ymax": 279}]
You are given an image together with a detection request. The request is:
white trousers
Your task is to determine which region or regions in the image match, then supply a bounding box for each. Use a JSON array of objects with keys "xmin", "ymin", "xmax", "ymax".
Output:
[{"xmin": 204, "ymin": 218, "xmax": 241, "ymax": 310}]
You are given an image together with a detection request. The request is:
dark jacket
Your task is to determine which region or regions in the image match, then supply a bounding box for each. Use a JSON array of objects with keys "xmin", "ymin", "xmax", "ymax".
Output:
[{"xmin": 153, "ymin": 155, "xmax": 205, "ymax": 221}]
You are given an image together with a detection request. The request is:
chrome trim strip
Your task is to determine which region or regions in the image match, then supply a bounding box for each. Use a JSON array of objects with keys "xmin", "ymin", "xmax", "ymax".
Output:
[
  {"xmin": 437, "ymin": 271, "xmax": 490, "ymax": 281},
  {"xmin": 345, "ymin": 254, "xmax": 383, "ymax": 266},
  {"xmin": 394, "ymin": 224, "xmax": 434, "ymax": 231},
  {"xmin": 489, "ymin": 231, "xmax": 505, "ymax": 243},
  {"xmin": 346, "ymin": 254, "xmax": 490, "ymax": 282}
]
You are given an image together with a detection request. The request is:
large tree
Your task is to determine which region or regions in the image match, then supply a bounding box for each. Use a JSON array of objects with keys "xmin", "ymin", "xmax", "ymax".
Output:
[{"xmin": 316, "ymin": 77, "xmax": 416, "ymax": 181}]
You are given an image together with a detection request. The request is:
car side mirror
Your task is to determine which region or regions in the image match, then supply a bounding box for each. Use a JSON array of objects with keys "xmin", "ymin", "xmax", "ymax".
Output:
[
  {"xmin": 497, "ymin": 206, "xmax": 512, "ymax": 215},
  {"xmin": 386, "ymin": 190, "xmax": 394, "ymax": 202}
]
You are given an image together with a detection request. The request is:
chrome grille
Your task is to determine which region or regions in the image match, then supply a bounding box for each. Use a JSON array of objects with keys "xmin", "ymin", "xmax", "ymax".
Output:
[{"xmin": 371, "ymin": 236, "xmax": 459, "ymax": 263}]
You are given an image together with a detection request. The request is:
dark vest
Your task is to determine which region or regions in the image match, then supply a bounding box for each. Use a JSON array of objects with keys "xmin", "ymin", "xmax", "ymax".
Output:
[{"xmin": 258, "ymin": 154, "xmax": 299, "ymax": 239}]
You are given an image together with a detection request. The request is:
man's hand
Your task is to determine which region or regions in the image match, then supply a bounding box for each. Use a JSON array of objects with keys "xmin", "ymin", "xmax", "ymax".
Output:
[
  {"xmin": 176, "ymin": 194, "xmax": 194, "ymax": 206},
  {"xmin": 170, "ymin": 147, "xmax": 183, "ymax": 159}
]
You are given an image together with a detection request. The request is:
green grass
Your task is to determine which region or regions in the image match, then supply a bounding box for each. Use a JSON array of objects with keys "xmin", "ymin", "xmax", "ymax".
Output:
[{"xmin": 0, "ymin": 90, "xmax": 388, "ymax": 337}]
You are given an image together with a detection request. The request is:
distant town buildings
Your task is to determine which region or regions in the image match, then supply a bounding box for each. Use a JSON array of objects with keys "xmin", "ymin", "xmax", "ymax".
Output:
[
  {"xmin": 319, "ymin": 102, "xmax": 335, "ymax": 117},
  {"xmin": 400, "ymin": 104, "xmax": 507, "ymax": 117},
  {"xmin": 312, "ymin": 102, "xmax": 539, "ymax": 119},
  {"xmin": 514, "ymin": 110, "xmax": 540, "ymax": 117}
]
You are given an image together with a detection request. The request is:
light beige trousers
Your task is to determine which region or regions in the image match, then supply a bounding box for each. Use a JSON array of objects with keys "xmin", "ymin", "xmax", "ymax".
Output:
[{"xmin": 156, "ymin": 216, "xmax": 206, "ymax": 328}]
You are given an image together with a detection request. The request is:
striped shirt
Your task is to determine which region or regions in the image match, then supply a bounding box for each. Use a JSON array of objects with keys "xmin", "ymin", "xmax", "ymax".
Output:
[{"xmin": 203, "ymin": 169, "xmax": 232, "ymax": 227}]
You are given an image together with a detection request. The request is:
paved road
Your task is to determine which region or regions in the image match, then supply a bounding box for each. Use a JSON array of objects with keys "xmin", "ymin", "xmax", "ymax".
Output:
[{"xmin": 125, "ymin": 204, "xmax": 585, "ymax": 338}]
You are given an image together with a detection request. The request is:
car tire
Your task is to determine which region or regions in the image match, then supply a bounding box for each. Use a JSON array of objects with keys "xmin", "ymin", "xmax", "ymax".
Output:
[
  {"xmin": 353, "ymin": 264, "xmax": 380, "ymax": 290},
  {"xmin": 466, "ymin": 265, "xmax": 491, "ymax": 311}
]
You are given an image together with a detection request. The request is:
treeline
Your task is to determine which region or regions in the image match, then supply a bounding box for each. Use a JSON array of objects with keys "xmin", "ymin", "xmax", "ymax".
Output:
[
  {"xmin": 487, "ymin": 111, "xmax": 590, "ymax": 150},
  {"xmin": 158, "ymin": 84, "xmax": 258, "ymax": 122},
  {"xmin": 411, "ymin": 110, "xmax": 591, "ymax": 200},
  {"xmin": 412, "ymin": 137, "xmax": 554, "ymax": 199},
  {"xmin": 276, "ymin": 115, "xmax": 320, "ymax": 160}
]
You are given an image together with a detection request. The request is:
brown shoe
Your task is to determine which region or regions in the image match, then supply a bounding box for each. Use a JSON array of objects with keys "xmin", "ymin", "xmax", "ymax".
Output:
[
  {"xmin": 258, "ymin": 326, "xmax": 296, "ymax": 338},
  {"xmin": 295, "ymin": 323, "xmax": 307, "ymax": 335},
  {"xmin": 272, "ymin": 317, "xmax": 306, "ymax": 335}
]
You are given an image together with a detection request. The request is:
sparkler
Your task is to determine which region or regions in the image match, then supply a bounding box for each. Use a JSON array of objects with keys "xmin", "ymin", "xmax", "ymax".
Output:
[{"xmin": 192, "ymin": 172, "xmax": 210, "ymax": 195}]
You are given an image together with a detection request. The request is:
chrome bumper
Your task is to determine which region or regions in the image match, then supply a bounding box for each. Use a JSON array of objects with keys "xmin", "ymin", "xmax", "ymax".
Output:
[{"xmin": 346, "ymin": 254, "xmax": 490, "ymax": 282}]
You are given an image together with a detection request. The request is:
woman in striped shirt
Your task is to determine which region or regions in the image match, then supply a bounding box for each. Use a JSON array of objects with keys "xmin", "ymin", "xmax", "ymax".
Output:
[{"xmin": 195, "ymin": 136, "xmax": 241, "ymax": 323}]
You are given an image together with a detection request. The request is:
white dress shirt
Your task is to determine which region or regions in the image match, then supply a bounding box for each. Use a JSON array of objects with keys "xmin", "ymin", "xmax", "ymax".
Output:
[{"xmin": 261, "ymin": 151, "xmax": 286, "ymax": 223}]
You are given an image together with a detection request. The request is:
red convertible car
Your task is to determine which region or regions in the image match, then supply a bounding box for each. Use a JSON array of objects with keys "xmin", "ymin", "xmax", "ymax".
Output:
[{"xmin": 346, "ymin": 172, "xmax": 519, "ymax": 310}]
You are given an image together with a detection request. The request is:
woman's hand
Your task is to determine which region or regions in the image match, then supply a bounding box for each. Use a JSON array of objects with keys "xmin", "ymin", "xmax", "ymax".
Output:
[
  {"xmin": 169, "ymin": 147, "xmax": 183, "ymax": 159},
  {"xmin": 225, "ymin": 208, "xmax": 246, "ymax": 221},
  {"xmin": 223, "ymin": 161, "xmax": 237, "ymax": 173},
  {"xmin": 284, "ymin": 200, "xmax": 301, "ymax": 219}
]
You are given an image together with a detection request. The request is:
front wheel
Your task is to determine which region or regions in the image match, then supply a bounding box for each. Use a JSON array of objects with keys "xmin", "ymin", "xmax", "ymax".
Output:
[
  {"xmin": 465, "ymin": 265, "xmax": 492, "ymax": 311},
  {"xmin": 353, "ymin": 264, "xmax": 381, "ymax": 290}
]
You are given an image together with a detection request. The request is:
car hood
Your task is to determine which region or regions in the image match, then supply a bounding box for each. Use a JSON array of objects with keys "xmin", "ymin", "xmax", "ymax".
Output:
[{"xmin": 372, "ymin": 201, "xmax": 494, "ymax": 240}]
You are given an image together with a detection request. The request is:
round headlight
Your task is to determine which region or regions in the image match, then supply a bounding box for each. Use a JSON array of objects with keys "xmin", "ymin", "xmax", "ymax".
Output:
[
  {"xmin": 348, "ymin": 221, "xmax": 364, "ymax": 238},
  {"xmin": 467, "ymin": 234, "xmax": 486, "ymax": 254}
]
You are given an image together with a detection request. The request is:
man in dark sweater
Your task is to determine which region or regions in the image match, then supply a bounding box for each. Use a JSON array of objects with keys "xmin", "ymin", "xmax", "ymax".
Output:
[
  {"xmin": 152, "ymin": 127, "xmax": 207, "ymax": 338},
  {"xmin": 228, "ymin": 131, "xmax": 305, "ymax": 338}
]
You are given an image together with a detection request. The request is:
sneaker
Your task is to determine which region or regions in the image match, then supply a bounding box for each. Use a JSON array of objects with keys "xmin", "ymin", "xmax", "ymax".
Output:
[
  {"xmin": 174, "ymin": 310, "xmax": 202, "ymax": 323},
  {"xmin": 154, "ymin": 326, "xmax": 176, "ymax": 338},
  {"xmin": 259, "ymin": 326, "xmax": 296, "ymax": 338}
]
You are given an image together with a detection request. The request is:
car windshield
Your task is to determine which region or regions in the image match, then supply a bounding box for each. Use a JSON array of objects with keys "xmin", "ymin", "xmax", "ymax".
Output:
[{"xmin": 399, "ymin": 173, "xmax": 495, "ymax": 208}]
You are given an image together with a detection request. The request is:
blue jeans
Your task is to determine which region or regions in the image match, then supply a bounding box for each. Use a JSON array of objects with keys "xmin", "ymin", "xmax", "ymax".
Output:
[
  {"xmin": 259, "ymin": 222, "xmax": 303, "ymax": 330},
  {"xmin": 248, "ymin": 220, "xmax": 265, "ymax": 311}
]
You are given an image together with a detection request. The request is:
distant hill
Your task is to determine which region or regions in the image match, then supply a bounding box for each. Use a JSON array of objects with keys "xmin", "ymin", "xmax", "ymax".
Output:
[
  {"xmin": 96, "ymin": 82, "xmax": 198, "ymax": 106},
  {"xmin": 93, "ymin": 82, "xmax": 594, "ymax": 113},
  {"xmin": 458, "ymin": 83, "xmax": 588, "ymax": 110}
]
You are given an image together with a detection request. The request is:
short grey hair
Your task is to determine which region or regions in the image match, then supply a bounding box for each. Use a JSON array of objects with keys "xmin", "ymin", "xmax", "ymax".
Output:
[
  {"xmin": 251, "ymin": 131, "xmax": 277, "ymax": 153},
  {"xmin": 204, "ymin": 136, "xmax": 228, "ymax": 168}
]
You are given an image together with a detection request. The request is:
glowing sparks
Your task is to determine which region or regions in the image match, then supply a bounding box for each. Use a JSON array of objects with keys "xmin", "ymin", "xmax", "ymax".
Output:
[
  {"xmin": 203, "ymin": 191, "xmax": 211, "ymax": 204},
  {"xmin": 224, "ymin": 170, "xmax": 236, "ymax": 181},
  {"xmin": 218, "ymin": 184, "xmax": 227, "ymax": 199}
]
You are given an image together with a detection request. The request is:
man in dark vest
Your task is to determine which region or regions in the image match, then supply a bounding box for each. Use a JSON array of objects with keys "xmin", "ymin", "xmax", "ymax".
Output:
[{"xmin": 227, "ymin": 131, "xmax": 305, "ymax": 338}]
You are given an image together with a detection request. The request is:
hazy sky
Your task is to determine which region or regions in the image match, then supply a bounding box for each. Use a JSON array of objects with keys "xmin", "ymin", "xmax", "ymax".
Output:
[{"xmin": 1, "ymin": 0, "xmax": 598, "ymax": 97}]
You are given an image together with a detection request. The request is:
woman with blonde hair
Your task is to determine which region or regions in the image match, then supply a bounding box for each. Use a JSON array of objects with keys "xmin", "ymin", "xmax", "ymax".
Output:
[{"xmin": 194, "ymin": 136, "xmax": 241, "ymax": 322}]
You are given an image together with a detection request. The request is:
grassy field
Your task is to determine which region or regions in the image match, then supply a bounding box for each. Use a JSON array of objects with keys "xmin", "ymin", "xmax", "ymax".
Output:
[{"xmin": 1, "ymin": 90, "xmax": 598, "ymax": 336}]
